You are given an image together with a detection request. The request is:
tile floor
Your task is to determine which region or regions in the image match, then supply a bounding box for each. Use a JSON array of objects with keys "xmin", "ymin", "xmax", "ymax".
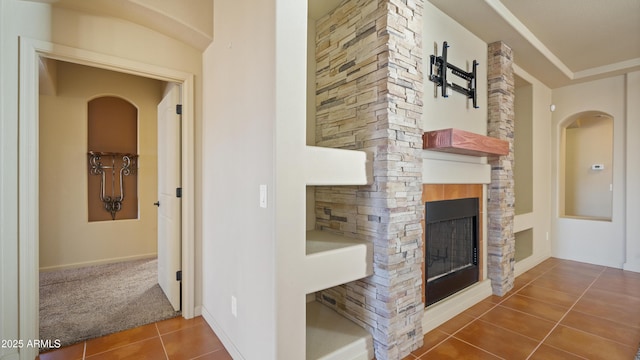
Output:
[
  {"xmin": 39, "ymin": 257, "xmax": 640, "ymax": 360},
  {"xmin": 37, "ymin": 316, "xmax": 232, "ymax": 360},
  {"xmin": 405, "ymin": 257, "xmax": 640, "ymax": 360}
]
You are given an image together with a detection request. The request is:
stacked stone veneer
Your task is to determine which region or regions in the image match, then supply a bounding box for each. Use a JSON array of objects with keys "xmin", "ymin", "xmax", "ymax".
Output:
[
  {"xmin": 313, "ymin": 0, "xmax": 425, "ymax": 359},
  {"xmin": 486, "ymin": 41, "xmax": 515, "ymax": 296}
]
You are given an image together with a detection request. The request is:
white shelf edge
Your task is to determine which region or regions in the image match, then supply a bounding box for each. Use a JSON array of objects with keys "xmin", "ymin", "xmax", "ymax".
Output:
[
  {"xmin": 305, "ymin": 146, "xmax": 372, "ymax": 186},
  {"xmin": 304, "ymin": 230, "xmax": 373, "ymax": 294},
  {"xmin": 306, "ymin": 301, "xmax": 374, "ymax": 360}
]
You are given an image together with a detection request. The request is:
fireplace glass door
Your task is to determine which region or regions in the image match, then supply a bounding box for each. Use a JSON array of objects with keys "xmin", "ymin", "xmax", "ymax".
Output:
[{"xmin": 425, "ymin": 198, "xmax": 479, "ymax": 306}]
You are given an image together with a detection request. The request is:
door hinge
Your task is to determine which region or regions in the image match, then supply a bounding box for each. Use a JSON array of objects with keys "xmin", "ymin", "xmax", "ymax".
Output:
[
  {"xmin": 176, "ymin": 104, "xmax": 182, "ymax": 115},
  {"xmin": 176, "ymin": 187, "xmax": 182, "ymax": 198},
  {"xmin": 176, "ymin": 270, "xmax": 182, "ymax": 281}
]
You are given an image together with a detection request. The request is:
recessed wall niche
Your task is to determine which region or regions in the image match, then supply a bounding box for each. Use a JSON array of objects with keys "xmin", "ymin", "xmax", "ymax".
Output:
[
  {"xmin": 514, "ymin": 75, "xmax": 533, "ymax": 215},
  {"xmin": 561, "ymin": 112, "xmax": 613, "ymax": 221},
  {"xmin": 87, "ymin": 96, "xmax": 138, "ymax": 221}
]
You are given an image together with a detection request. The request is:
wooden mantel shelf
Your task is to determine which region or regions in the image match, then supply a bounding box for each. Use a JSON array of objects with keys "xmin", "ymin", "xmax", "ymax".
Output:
[{"xmin": 423, "ymin": 128, "xmax": 509, "ymax": 157}]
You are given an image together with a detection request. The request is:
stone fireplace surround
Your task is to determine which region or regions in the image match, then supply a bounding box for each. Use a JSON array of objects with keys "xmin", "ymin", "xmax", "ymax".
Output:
[{"xmin": 310, "ymin": 0, "xmax": 515, "ymax": 359}]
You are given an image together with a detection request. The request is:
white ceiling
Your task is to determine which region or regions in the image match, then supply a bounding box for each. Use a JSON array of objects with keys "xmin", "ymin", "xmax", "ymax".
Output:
[
  {"xmin": 34, "ymin": 0, "xmax": 640, "ymax": 88},
  {"xmin": 428, "ymin": 0, "xmax": 640, "ymax": 88}
]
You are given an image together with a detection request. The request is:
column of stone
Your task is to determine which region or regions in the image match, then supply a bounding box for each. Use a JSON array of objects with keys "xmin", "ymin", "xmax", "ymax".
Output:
[
  {"xmin": 373, "ymin": 0, "xmax": 425, "ymax": 358},
  {"xmin": 314, "ymin": 0, "xmax": 425, "ymax": 359},
  {"xmin": 486, "ymin": 41, "xmax": 515, "ymax": 296}
]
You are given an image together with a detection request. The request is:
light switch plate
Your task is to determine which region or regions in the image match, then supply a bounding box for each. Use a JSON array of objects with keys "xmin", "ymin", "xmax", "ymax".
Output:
[
  {"xmin": 259, "ymin": 185, "xmax": 267, "ymax": 208},
  {"xmin": 231, "ymin": 296, "xmax": 237, "ymax": 317}
]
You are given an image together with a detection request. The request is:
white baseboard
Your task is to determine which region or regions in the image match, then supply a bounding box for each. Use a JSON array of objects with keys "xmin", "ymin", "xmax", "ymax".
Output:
[
  {"xmin": 422, "ymin": 279, "xmax": 493, "ymax": 334},
  {"xmin": 623, "ymin": 261, "xmax": 640, "ymax": 274},
  {"xmin": 38, "ymin": 253, "xmax": 157, "ymax": 272},
  {"xmin": 201, "ymin": 307, "xmax": 244, "ymax": 360},
  {"xmin": 194, "ymin": 305, "xmax": 203, "ymax": 317},
  {"xmin": 515, "ymin": 253, "xmax": 551, "ymax": 276}
]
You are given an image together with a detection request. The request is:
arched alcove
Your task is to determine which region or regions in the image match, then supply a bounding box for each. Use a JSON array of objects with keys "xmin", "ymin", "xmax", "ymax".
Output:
[
  {"xmin": 560, "ymin": 111, "xmax": 613, "ymax": 221},
  {"xmin": 87, "ymin": 96, "xmax": 138, "ymax": 221}
]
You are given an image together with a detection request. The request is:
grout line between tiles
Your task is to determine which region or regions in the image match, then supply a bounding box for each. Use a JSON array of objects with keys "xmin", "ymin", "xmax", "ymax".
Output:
[
  {"xmin": 559, "ymin": 323, "xmax": 639, "ymax": 350},
  {"xmin": 493, "ymin": 303, "xmax": 560, "ymax": 325},
  {"xmin": 538, "ymin": 343, "xmax": 591, "ymax": 359},
  {"xmin": 513, "ymin": 284, "xmax": 581, "ymax": 305},
  {"xmin": 447, "ymin": 337, "xmax": 507, "ymax": 360},
  {"xmin": 159, "ymin": 317, "xmax": 203, "ymax": 336},
  {"xmin": 157, "ymin": 323, "xmax": 170, "ymax": 360},
  {"xmin": 473, "ymin": 316, "xmax": 546, "ymax": 344},
  {"xmin": 416, "ymin": 262, "xmax": 554, "ymax": 359},
  {"xmin": 189, "ymin": 348, "xmax": 226, "ymax": 360},
  {"xmin": 84, "ymin": 334, "xmax": 160, "ymax": 358},
  {"xmin": 567, "ymin": 306, "xmax": 640, "ymax": 330},
  {"xmin": 414, "ymin": 334, "xmax": 451, "ymax": 359},
  {"xmin": 524, "ymin": 265, "xmax": 607, "ymax": 360}
]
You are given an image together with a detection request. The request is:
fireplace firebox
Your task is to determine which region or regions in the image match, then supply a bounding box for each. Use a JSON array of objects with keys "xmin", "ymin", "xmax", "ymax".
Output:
[{"xmin": 425, "ymin": 197, "xmax": 479, "ymax": 306}]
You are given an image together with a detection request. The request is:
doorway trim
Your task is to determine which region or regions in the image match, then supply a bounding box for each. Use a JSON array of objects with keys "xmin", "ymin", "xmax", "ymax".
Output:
[{"xmin": 19, "ymin": 37, "xmax": 196, "ymax": 360}]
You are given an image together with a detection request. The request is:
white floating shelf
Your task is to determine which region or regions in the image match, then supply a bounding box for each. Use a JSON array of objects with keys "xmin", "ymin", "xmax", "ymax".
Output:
[
  {"xmin": 305, "ymin": 230, "xmax": 373, "ymax": 294},
  {"xmin": 306, "ymin": 301, "xmax": 374, "ymax": 360},
  {"xmin": 305, "ymin": 146, "xmax": 372, "ymax": 186}
]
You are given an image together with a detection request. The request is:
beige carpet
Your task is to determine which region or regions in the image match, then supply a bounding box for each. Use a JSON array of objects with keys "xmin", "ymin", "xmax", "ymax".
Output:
[{"xmin": 39, "ymin": 258, "xmax": 179, "ymax": 350}]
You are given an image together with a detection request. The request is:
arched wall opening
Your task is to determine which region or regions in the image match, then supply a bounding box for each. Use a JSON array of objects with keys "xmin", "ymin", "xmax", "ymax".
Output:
[
  {"xmin": 559, "ymin": 111, "xmax": 614, "ymax": 221},
  {"xmin": 87, "ymin": 96, "xmax": 139, "ymax": 221}
]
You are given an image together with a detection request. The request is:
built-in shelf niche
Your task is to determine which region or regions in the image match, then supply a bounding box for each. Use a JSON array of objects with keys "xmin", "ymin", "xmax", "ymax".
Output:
[
  {"xmin": 306, "ymin": 300, "xmax": 374, "ymax": 360},
  {"xmin": 515, "ymin": 229, "xmax": 533, "ymax": 262},
  {"xmin": 304, "ymin": 2, "xmax": 375, "ymax": 359},
  {"xmin": 514, "ymin": 75, "xmax": 533, "ymax": 215},
  {"xmin": 305, "ymin": 230, "xmax": 373, "ymax": 294}
]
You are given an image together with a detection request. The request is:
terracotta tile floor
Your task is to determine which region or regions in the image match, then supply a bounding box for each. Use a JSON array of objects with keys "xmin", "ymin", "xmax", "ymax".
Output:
[
  {"xmin": 405, "ymin": 257, "xmax": 640, "ymax": 360},
  {"xmin": 37, "ymin": 316, "xmax": 232, "ymax": 360}
]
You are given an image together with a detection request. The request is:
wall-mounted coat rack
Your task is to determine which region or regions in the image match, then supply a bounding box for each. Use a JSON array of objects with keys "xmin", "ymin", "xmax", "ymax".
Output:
[
  {"xmin": 88, "ymin": 151, "xmax": 138, "ymax": 220},
  {"xmin": 429, "ymin": 41, "xmax": 479, "ymax": 108}
]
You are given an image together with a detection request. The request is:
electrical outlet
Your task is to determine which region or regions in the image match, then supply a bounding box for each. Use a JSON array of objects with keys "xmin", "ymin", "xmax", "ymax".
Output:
[{"xmin": 231, "ymin": 296, "xmax": 237, "ymax": 317}]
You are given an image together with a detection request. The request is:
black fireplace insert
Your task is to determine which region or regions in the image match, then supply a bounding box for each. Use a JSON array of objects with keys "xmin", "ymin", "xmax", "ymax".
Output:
[{"xmin": 425, "ymin": 197, "xmax": 479, "ymax": 306}]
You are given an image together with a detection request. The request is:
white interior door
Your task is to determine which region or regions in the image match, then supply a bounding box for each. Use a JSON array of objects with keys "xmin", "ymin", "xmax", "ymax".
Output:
[{"xmin": 157, "ymin": 83, "xmax": 182, "ymax": 311}]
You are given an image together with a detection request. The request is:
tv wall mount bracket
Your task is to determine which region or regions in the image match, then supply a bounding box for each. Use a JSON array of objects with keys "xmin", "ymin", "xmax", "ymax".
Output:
[{"xmin": 429, "ymin": 41, "xmax": 479, "ymax": 109}]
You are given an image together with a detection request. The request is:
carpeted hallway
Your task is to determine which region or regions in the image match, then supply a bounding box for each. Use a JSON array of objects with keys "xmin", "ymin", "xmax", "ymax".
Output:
[{"xmin": 39, "ymin": 258, "xmax": 180, "ymax": 350}]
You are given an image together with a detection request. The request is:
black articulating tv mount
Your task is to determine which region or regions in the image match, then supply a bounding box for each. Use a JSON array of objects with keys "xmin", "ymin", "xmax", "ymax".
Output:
[{"xmin": 429, "ymin": 41, "xmax": 479, "ymax": 109}]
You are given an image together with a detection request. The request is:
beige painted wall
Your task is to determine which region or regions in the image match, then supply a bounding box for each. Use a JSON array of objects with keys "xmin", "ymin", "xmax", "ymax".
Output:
[
  {"xmin": 422, "ymin": 1, "xmax": 488, "ymax": 136},
  {"xmin": 1, "ymin": 1, "xmax": 203, "ymax": 356},
  {"xmin": 39, "ymin": 61, "xmax": 163, "ymax": 270},
  {"xmin": 552, "ymin": 75, "xmax": 626, "ymax": 268},
  {"xmin": 202, "ymin": 0, "xmax": 278, "ymax": 358},
  {"xmin": 625, "ymin": 70, "xmax": 640, "ymax": 272}
]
